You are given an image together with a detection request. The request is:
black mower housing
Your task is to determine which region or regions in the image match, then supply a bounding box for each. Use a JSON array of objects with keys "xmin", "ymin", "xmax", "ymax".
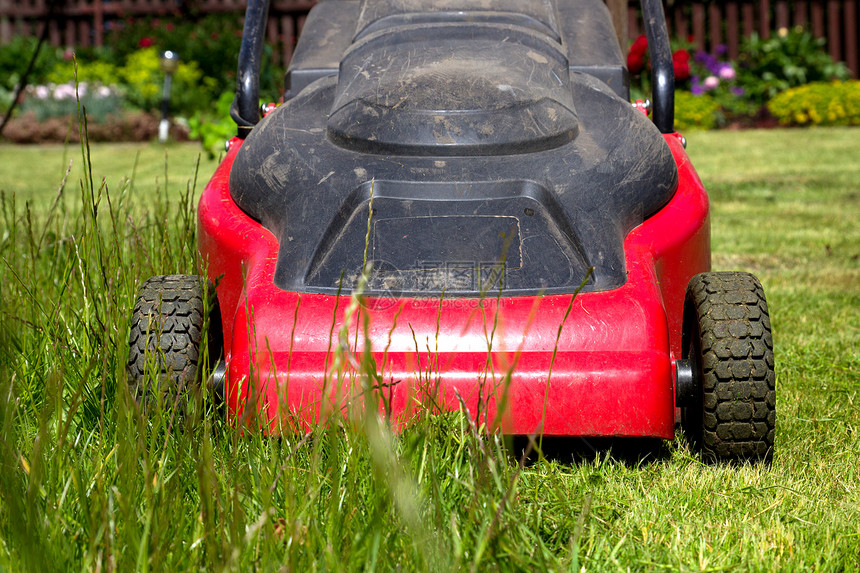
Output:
[{"xmin": 229, "ymin": 0, "xmax": 678, "ymax": 297}]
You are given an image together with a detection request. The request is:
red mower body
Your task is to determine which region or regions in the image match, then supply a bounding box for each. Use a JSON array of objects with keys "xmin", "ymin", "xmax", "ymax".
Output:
[
  {"xmin": 198, "ymin": 134, "xmax": 709, "ymax": 437},
  {"xmin": 131, "ymin": 0, "xmax": 773, "ymax": 462}
]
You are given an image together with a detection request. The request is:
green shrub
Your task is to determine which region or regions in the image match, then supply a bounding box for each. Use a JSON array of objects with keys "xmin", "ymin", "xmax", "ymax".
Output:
[
  {"xmin": 46, "ymin": 59, "xmax": 122, "ymax": 86},
  {"xmin": 737, "ymin": 27, "xmax": 850, "ymax": 105},
  {"xmin": 767, "ymin": 81, "xmax": 860, "ymax": 126},
  {"xmin": 106, "ymin": 14, "xmax": 283, "ymax": 101},
  {"xmin": 108, "ymin": 15, "xmax": 241, "ymax": 86},
  {"xmin": 119, "ymin": 47, "xmax": 218, "ymax": 117},
  {"xmin": 674, "ymin": 90, "xmax": 721, "ymax": 130},
  {"xmin": 0, "ymin": 87, "xmax": 13, "ymax": 111},
  {"xmin": 188, "ymin": 91, "xmax": 237, "ymax": 158},
  {"xmin": 0, "ymin": 36, "xmax": 61, "ymax": 92}
]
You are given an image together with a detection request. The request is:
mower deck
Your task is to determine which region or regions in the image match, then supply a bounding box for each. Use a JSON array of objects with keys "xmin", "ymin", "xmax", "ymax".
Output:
[{"xmin": 199, "ymin": 135, "xmax": 708, "ymax": 436}]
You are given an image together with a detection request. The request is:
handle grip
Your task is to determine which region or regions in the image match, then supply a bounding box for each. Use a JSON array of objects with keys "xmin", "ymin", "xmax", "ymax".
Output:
[
  {"xmin": 232, "ymin": 0, "xmax": 271, "ymax": 138},
  {"xmin": 639, "ymin": 0, "xmax": 675, "ymax": 133}
]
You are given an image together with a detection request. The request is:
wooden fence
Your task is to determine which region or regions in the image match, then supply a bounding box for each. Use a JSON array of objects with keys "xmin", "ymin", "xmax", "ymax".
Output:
[
  {"xmin": 0, "ymin": 0, "xmax": 315, "ymax": 67},
  {"xmin": 1, "ymin": 0, "xmax": 858, "ymax": 77}
]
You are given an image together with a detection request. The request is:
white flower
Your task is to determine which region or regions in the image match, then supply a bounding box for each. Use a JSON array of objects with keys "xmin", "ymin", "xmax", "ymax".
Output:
[
  {"xmin": 703, "ymin": 76, "xmax": 720, "ymax": 90},
  {"xmin": 53, "ymin": 83, "xmax": 77, "ymax": 100},
  {"xmin": 35, "ymin": 85, "xmax": 50, "ymax": 100}
]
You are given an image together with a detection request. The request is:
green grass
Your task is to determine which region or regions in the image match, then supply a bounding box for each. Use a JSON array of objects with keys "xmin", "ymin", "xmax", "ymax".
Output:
[
  {"xmin": 0, "ymin": 142, "xmax": 220, "ymax": 203},
  {"xmin": 1, "ymin": 127, "xmax": 858, "ymax": 571}
]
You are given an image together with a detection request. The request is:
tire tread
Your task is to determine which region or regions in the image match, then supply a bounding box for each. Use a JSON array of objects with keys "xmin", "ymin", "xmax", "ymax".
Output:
[
  {"xmin": 127, "ymin": 275, "xmax": 206, "ymax": 400},
  {"xmin": 685, "ymin": 272, "xmax": 776, "ymax": 462}
]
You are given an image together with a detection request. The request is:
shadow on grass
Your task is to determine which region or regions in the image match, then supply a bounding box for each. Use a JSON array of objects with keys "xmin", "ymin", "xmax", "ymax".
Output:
[{"xmin": 510, "ymin": 435, "xmax": 672, "ymax": 466}]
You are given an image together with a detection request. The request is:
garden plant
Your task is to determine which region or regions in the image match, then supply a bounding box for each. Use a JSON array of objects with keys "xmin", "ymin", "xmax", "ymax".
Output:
[
  {"xmin": 2, "ymin": 17, "xmax": 858, "ymax": 150},
  {"xmin": 0, "ymin": 15, "xmax": 282, "ymax": 150},
  {"xmin": 627, "ymin": 26, "xmax": 856, "ymax": 129}
]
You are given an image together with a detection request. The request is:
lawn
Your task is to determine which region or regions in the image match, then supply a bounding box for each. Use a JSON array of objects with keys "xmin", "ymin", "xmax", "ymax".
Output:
[{"xmin": 0, "ymin": 128, "xmax": 858, "ymax": 571}]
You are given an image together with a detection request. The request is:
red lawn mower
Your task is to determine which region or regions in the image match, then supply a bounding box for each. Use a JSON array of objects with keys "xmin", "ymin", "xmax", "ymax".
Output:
[{"xmin": 128, "ymin": 0, "xmax": 775, "ymax": 461}]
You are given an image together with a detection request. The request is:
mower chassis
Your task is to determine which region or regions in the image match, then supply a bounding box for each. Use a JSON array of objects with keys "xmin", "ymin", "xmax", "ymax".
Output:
[{"xmin": 198, "ymin": 134, "xmax": 709, "ymax": 438}]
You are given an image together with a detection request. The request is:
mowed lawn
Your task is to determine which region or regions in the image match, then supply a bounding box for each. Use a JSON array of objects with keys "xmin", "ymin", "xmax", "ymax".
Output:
[{"xmin": 0, "ymin": 128, "xmax": 858, "ymax": 571}]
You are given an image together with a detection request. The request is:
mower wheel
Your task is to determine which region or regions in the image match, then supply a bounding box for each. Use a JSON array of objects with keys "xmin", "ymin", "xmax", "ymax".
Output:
[
  {"xmin": 682, "ymin": 272, "xmax": 775, "ymax": 462},
  {"xmin": 127, "ymin": 275, "xmax": 222, "ymax": 408}
]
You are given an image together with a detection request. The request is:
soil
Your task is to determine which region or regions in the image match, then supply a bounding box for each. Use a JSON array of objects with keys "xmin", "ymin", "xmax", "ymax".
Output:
[
  {"xmin": 1, "ymin": 111, "xmax": 190, "ymax": 144},
  {"xmin": 724, "ymin": 106, "xmax": 782, "ymax": 130},
  {"xmin": 0, "ymin": 104, "xmax": 785, "ymax": 145}
]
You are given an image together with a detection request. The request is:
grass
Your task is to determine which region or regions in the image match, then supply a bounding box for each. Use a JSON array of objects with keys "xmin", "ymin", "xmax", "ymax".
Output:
[
  {"xmin": 0, "ymin": 142, "xmax": 220, "ymax": 203},
  {"xmin": 0, "ymin": 126, "xmax": 858, "ymax": 571}
]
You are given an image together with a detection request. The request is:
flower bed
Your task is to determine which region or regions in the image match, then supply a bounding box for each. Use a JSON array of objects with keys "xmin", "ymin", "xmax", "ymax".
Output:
[
  {"xmin": 0, "ymin": 16, "xmax": 278, "ymax": 145},
  {"xmin": 768, "ymin": 81, "xmax": 860, "ymax": 126},
  {"xmin": 2, "ymin": 110, "xmax": 188, "ymax": 144},
  {"xmin": 627, "ymin": 27, "xmax": 851, "ymax": 130},
  {"xmin": 1, "ymin": 23, "xmax": 855, "ymax": 146}
]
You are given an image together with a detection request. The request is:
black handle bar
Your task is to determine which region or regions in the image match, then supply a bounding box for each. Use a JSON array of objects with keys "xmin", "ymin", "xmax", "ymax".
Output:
[
  {"xmin": 640, "ymin": 0, "xmax": 674, "ymax": 133},
  {"xmin": 231, "ymin": 0, "xmax": 270, "ymax": 138},
  {"xmin": 232, "ymin": 0, "xmax": 675, "ymax": 136}
]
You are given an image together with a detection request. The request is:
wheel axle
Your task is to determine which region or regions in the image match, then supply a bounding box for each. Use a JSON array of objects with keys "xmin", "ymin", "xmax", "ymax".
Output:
[{"xmin": 675, "ymin": 358, "xmax": 696, "ymax": 406}]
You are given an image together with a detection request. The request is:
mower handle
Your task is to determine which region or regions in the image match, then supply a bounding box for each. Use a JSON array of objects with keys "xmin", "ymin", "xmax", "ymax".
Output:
[
  {"xmin": 232, "ymin": 0, "xmax": 271, "ymax": 138},
  {"xmin": 639, "ymin": 0, "xmax": 674, "ymax": 133},
  {"xmin": 232, "ymin": 0, "xmax": 675, "ymax": 136}
]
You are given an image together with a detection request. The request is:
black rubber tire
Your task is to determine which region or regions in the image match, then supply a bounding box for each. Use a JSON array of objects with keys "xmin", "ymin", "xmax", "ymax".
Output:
[
  {"xmin": 127, "ymin": 275, "xmax": 220, "ymax": 405},
  {"xmin": 681, "ymin": 272, "xmax": 776, "ymax": 462}
]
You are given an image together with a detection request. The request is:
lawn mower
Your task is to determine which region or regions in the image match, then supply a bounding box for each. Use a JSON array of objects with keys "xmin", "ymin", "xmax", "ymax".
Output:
[{"xmin": 127, "ymin": 0, "xmax": 776, "ymax": 461}]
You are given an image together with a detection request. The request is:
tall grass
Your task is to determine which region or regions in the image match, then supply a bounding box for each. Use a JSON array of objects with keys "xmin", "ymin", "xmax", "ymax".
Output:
[
  {"xmin": 0, "ymin": 113, "xmax": 588, "ymax": 571},
  {"xmin": 1, "ymin": 124, "xmax": 858, "ymax": 570}
]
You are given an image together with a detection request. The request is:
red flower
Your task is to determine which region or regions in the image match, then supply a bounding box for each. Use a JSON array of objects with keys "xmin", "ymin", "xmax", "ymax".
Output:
[
  {"xmin": 627, "ymin": 35, "xmax": 648, "ymax": 74},
  {"xmin": 138, "ymin": 36, "xmax": 154, "ymax": 48},
  {"xmin": 673, "ymin": 49, "xmax": 690, "ymax": 62},
  {"xmin": 672, "ymin": 49, "xmax": 691, "ymax": 81},
  {"xmin": 674, "ymin": 60, "xmax": 690, "ymax": 81},
  {"xmin": 627, "ymin": 52, "xmax": 645, "ymax": 74},
  {"xmin": 630, "ymin": 34, "xmax": 648, "ymax": 56}
]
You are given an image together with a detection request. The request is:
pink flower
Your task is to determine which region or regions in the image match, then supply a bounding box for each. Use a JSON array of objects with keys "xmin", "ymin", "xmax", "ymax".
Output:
[
  {"xmin": 703, "ymin": 76, "xmax": 720, "ymax": 90},
  {"xmin": 718, "ymin": 65, "xmax": 736, "ymax": 81}
]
